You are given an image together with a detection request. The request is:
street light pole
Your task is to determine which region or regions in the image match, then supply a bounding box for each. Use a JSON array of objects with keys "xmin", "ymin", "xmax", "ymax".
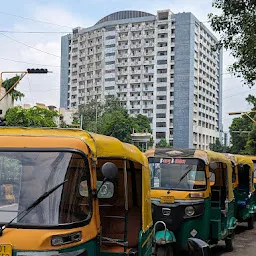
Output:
[{"xmin": 228, "ymin": 110, "xmax": 256, "ymax": 124}]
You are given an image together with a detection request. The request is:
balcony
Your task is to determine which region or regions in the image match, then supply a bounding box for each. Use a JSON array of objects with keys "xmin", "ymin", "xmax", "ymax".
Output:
[
  {"xmin": 130, "ymin": 96, "xmax": 141, "ymax": 101},
  {"xmin": 144, "ymin": 34, "xmax": 155, "ymax": 39},
  {"xmin": 156, "ymin": 46, "xmax": 168, "ymax": 52},
  {"xmin": 118, "ymin": 36, "xmax": 129, "ymax": 41},
  {"xmin": 143, "ymin": 104, "xmax": 154, "ymax": 109},
  {"xmin": 130, "ymin": 78, "xmax": 141, "ymax": 83},
  {"xmin": 156, "ymin": 55, "xmax": 167, "ymax": 60},
  {"xmin": 144, "ymin": 69, "xmax": 154, "ymax": 74},
  {"xmin": 117, "ymin": 79, "xmax": 128, "ymax": 84},
  {"xmin": 144, "ymin": 51, "xmax": 155, "ymax": 56},
  {"xmin": 116, "ymin": 62, "xmax": 127, "ymax": 67},
  {"xmin": 131, "ymin": 44, "xmax": 142, "ymax": 49},
  {"xmin": 143, "ymin": 78, "xmax": 153, "ymax": 83},
  {"xmin": 117, "ymin": 45, "xmax": 128, "ymax": 50},
  {"xmin": 131, "ymin": 70, "xmax": 142, "ymax": 75},
  {"xmin": 156, "ymin": 73, "xmax": 167, "ymax": 78},
  {"xmin": 142, "ymin": 95, "xmax": 153, "ymax": 100},
  {"xmin": 143, "ymin": 60, "xmax": 154, "ymax": 65},
  {"xmin": 130, "ymin": 61, "xmax": 142, "ymax": 66},
  {"xmin": 144, "ymin": 42, "xmax": 154, "ymax": 47}
]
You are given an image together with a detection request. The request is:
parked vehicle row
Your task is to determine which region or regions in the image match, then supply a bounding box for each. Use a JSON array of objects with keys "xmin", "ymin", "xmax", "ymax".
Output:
[
  {"xmin": 145, "ymin": 148, "xmax": 256, "ymax": 255},
  {"xmin": 0, "ymin": 127, "xmax": 254, "ymax": 256}
]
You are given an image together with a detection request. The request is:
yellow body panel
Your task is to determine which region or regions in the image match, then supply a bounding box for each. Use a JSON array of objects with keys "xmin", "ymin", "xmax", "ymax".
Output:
[{"xmin": 235, "ymin": 155, "xmax": 255, "ymax": 193}]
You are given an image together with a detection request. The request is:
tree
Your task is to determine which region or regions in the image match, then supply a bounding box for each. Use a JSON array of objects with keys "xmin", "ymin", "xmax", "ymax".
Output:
[
  {"xmin": 131, "ymin": 114, "xmax": 151, "ymax": 133},
  {"xmin": 209, "ymin": 0, "xmax": 256, "ymax": 87},
  {"xmin": 2, "ymin": 76, "xmax": 25, "ymax": 101},
  {"xmin": 245, "ymin": 125, "xmax": 256, "ymax": 155},
  {"xmin": 209, "ymin": 138, "xmax": 231, "ymax": 153},
  {"xmin": 76, "ymin": 97, "xmax": 152, "ymax": 143},
  {"xmin": 5, "ymin": 106, "xmax": 59, "ymax": 127},
  {"xmin": 98, "ymin": 110, "xmax": 133, "ymax": 143},
  {"xmin": 156, "ymin": 138, "xmax": 170, "ymax": 148},
  {"xmin": 229, "ymin": 94, "xmax": 256, "ymax": 154}
]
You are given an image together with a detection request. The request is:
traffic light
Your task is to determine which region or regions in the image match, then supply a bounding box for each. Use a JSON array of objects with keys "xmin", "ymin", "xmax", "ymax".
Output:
[
  {"xmin": 0, "ymin": 117, "xmax": 6, "ymax": 126},
  {"xmin": 27, "ymin": 68, "xmax": 48, "ymax": 74}
]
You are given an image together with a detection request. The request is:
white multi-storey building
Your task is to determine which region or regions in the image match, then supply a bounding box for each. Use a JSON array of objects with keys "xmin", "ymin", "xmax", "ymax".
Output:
[{"xmin": 60, "ymin": 9, "xmax": 222, "ymax": 149}]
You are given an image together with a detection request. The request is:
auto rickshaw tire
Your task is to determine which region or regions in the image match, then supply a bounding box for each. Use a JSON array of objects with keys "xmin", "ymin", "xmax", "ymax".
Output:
[
  {"xmin": 248, "ymin": 215, "xmax": 254, "ymax": 230},
  {"xmin": 225, "ymin": 234, "xmax": 234, "ymax": 252},
  {"xmin": 156, "ymin": 245, "xmax": 174, "ymax": 256}
]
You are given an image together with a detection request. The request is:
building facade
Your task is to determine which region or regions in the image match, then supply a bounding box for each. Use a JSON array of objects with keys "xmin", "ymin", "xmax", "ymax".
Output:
[{"xmin": 60, "ymin": 9, "xmax": 222, "ymax": 149}]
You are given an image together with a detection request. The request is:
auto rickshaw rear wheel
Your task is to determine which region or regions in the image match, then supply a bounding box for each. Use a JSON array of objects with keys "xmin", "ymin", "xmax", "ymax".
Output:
[
  {"xmin": 156, "ymin": 245, "xmax": 174, "ymax": 256},
  {"xmin": 248, "ymin": 215, "xmax": 254, "ymax": 230},
  {"xmin": 225, "ymin": 234, "xmax": 234, "ymax": 252}
]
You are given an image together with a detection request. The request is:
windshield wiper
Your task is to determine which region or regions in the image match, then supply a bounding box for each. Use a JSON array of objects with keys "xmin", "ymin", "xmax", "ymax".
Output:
[
  {"xmin": 167, "ymin": 169, "xmax": 192, "ymax": 194},
  {"xmin": 0, "ymin": 179, "xmax": 68, "ymax": 236}
]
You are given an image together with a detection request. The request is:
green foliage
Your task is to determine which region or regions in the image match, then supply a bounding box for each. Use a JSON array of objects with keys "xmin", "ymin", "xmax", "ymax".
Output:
[
  {"xmin": 76, "ymin": 97, "xmax": 151, "ymax": 143},
  {"xmin": 209, "ymin": 138, "xmax": 231, "ymax": 153},
  {"xmin": 156, "ymin": 138, "xmax": 170, "ymax": 148},
  {"xmin": 229, "ymin": 94, "xmax": 256, "ymax": 154},
  {"xmin": 98, "ymin": 110, "xmax": 133, "ymax": 143},
  {"xmin": 131, "ymin": 114, "xmax": 151, "ymax": 133},
  {"xmin": 209, "ymin": 0, "xmax": 256, "ymax": 87},
  {"xmin": 5, "ymin": 106, "xmax": 59, "ymax": 127},
  {"xmin": 245, "ymin": 125, "xmax": 256, "ymax": 155},
  {"xmin": 2, "ymin": 75, "xmax": 25, "ymax": 101}
]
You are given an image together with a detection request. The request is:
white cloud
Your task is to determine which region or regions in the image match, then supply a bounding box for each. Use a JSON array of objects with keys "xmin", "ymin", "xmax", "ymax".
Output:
[{"xmin": 0, "ymin": 4, "xmax": 90, "ymax": 108}]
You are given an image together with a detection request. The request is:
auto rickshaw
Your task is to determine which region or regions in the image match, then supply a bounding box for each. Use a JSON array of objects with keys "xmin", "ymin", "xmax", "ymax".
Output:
[
  {"xmin": 0, "ymin": 127, "xmax": 153, "ymax": 255},
  {"xmin": 232, "ymin": 155, "xmax": 256, "ymax": 229},
  {"xmin": 145, "ymin": 148, "xmax": 237, "ymax": 255},
  {"xmin": 248, "ymin": 156, "xmax": 256, "ymax": 188}
]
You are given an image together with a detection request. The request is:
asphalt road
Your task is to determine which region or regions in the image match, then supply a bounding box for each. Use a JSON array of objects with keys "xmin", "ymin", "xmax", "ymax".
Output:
[{"xmin": 212, "ymin": 222, "xmax": 256, "ymax": 255}]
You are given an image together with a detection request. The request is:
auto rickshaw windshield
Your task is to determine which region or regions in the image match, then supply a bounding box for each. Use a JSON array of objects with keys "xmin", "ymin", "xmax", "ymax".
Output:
[
  {"xmin": 0, "ymin": 151, "xmax": 91, "ymax": 227},
  {"xmin": 149, "ymin": 158, "xmax": 206, "ymax": 191}
]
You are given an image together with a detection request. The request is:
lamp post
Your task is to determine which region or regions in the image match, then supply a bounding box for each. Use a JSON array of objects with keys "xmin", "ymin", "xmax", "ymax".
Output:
[{"xmin": 228, "ymin": 110, "xmax": 256, "ymax": 124}]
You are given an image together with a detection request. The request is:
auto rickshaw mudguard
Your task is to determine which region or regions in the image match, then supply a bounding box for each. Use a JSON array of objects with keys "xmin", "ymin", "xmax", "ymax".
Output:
[
  {"xmin": 187, "ymin": 238, "xmax": 211, "ymax": 256},
  {"xmin": 227, "ymin": 217, "xmax": 237, "ymax": 234},
  {"xmin": 155, "ymin": 230, "xmax": 176, "ymax": 244}
]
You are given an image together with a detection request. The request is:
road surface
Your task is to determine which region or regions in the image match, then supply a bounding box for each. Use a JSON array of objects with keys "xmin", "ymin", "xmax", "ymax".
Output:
[{"xmin": 212, "ymin": 223, "xmax": 256, "ymax": 255}]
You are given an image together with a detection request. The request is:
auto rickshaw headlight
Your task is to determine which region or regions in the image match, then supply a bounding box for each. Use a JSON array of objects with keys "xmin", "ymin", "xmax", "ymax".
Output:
[
  {"xmin": 185, "ymin": 206, "xmax": 195, "ymax": 217},
  {"xmin": 51, "ymin": 231, "xmax": 82, "ymax": 246}
]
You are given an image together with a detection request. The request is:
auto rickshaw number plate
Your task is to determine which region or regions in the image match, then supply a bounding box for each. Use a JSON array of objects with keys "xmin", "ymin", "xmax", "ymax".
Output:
[
  {"xmin": 0, "ymin": 244, "xmax": 12, "ymax": 256},
  {"xmin": 160, "ymin": 196, "xmax": 174, "ymax": 204}
]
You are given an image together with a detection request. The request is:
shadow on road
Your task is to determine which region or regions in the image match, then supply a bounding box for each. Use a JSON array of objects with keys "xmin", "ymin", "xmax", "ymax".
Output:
[{"xmin": 211, "ymin": 224, "xmax": 249, "ymax": 255}]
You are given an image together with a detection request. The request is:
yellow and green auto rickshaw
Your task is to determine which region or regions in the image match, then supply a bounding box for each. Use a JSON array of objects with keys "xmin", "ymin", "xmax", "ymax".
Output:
[
  {"xmin": 232, "ymin": 155, "xmax": 256, "ymax": 229},
  {"xmin": 0, "ymin": 127, "xmax": 153, "ymax": 256},
  {"xmin": 248, "ymin": 156, "xmax": 256, "ymax": 188},
  {"xmin": 145, "ymin": 148, "xmax": 237, "ymax": 255}
]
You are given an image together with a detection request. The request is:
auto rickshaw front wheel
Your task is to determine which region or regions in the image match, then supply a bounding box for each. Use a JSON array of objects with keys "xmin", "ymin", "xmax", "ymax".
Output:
[
  {"xmin": 225, "ymin": 234, "xmax": 234, "ymax": 252},
  {"xmin": 156, "ymin": 245, "xmax": 174, "ymax": 256},
  {"xmin": 248, "ymin": 215, "xmax": 254, "ymax": 230}
]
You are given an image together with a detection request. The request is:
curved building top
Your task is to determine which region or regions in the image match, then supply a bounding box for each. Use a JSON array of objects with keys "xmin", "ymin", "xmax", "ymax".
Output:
[{"xmin": 95, "ymin": 10, "xmax": 155, "ymax": 25}]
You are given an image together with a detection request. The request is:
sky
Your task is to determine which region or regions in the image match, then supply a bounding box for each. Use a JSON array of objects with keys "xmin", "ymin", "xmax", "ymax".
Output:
[{"xmin": 0, "ymin": 0, "xmax": 255, "ymax": 135}]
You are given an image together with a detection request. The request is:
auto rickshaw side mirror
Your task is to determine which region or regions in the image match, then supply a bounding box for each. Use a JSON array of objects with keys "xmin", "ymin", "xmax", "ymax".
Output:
[{"xmin": 101, "ymin": 162, "xmax": 118, "ymax": 180}]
